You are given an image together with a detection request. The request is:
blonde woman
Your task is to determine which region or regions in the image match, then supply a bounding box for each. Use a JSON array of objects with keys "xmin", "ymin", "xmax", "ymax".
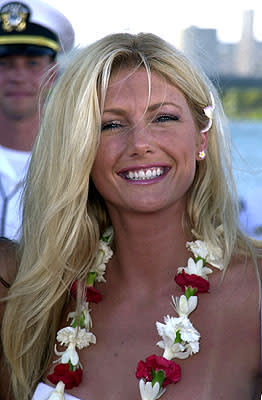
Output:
[{"xmin": 0, "ymin": 32, "xmax": 261, "ymax": 400}]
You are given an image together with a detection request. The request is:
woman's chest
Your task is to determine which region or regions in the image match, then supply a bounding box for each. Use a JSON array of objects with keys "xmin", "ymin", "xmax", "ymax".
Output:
[{"xmin": 47, "ymin": 272, "xmax": 260, "ymax": 400}]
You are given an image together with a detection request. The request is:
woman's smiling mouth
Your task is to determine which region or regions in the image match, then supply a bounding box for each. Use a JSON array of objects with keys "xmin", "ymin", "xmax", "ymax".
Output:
[{"xmin": 118, "ymin": 166, "xmax": 170, "ymax": 182}]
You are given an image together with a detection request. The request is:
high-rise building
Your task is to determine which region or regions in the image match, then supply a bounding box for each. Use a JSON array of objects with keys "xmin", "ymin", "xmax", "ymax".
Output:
[
  {"xmin": 180, "ymin": 9, "xmax": 262, "ymax": 78},
  {"xmin": 181, "ymin": 26, "xmax": 219, "ymax": 77},
  {"xmin": 234, "ymin": 10, "xmax": 257, "ymax": 76}
]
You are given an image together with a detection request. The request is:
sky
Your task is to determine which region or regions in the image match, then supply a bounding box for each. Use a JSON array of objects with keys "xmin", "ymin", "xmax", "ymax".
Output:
[{"xmin": 45, "ymin": 0, "xmax": 262, "ymax": 48}]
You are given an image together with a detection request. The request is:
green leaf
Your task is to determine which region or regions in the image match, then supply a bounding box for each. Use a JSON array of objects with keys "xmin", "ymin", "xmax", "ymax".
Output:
[
  {"xmin": 185, "ymin": 286, "xmax": 197, "ymax": 299},
  {"xmin": 151, "ymin": 369, "xmax": 165, "ymax": 388},
  {"xmin": 68, "ymin": 360, "xmax": 74, "ymax": 371},
  {"xmin": 195, "ymin": 256, "xmax": 206, "ymax": 265},
  {"xmin": 80, "ymin": 312, "xmax": 86, "ymax": 328},
  {"xmin": 174, "ymin": 330, "xmax": 182, "ymax": 344},
  {"xmin": 71, "ymin": 318, "xmax": 78, "ymax": 328},
  {"xmin": 87, "ymin": 271, "xmax": 97, "ymax": 286},
  {"xmin": 71, "ymin": 313, "xmax": 85, "ymax": 328}
]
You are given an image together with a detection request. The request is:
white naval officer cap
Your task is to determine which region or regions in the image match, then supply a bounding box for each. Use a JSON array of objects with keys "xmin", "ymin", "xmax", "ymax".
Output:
[{"xmin": 0, "ymin": 0, "xmax": 75, "ymax": 57}]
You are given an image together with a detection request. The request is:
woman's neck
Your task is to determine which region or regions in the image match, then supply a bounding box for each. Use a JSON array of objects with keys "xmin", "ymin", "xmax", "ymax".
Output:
[{"xmin": 107, "ymin": 206, "xmax": 192, "ymax": 293}]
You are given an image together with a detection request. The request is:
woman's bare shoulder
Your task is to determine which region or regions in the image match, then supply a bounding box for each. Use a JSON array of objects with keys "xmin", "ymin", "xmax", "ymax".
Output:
[{"xmin": 227, "ymin": 249, "xmax": 261, "ymax": 301}]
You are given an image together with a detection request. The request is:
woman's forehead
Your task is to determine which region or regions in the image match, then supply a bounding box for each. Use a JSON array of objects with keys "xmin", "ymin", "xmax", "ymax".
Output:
[
  {"xmin": 104, "ymin": 67, "xmax": 188, "ymax": 109},
  {"xmin": 108, "ymin": 66, "xmax": 164, "ymax": 88}
]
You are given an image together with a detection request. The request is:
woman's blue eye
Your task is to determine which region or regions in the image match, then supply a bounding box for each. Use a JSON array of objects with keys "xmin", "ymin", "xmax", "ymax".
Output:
[
  {"xmin": 101, "ymin": 122, "xmax": 121, "ymax": 131},
  {"xmin": 154, "ymin": 114, "xmax": 179, "ymax": 123}
]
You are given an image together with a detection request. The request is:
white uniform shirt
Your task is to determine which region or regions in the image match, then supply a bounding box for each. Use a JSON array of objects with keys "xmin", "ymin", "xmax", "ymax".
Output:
[
  {"xmin": 0, "ymin": 145, "xmax": 31, "ymax": 240},
  {"xmin": 239, "ymin": 189, "xmax": 262, "ymax": 240}
]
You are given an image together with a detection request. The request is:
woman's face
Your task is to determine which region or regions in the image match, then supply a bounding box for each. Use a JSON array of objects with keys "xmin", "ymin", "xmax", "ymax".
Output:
[{"xmin": 91, "ymin": 67, "xmax": 208, "ymax": 215}]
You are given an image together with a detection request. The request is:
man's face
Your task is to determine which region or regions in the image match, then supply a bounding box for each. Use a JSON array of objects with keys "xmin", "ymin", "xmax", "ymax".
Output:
[{"xmin": 0, "ymin": 54, "xmax": 55, "ymax": 120}]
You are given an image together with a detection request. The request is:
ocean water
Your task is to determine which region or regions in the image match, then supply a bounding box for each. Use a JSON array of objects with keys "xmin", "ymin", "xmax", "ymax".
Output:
[
  {"xmin": 230, "ymin": 121, "xmax": 262, "ymax": 194},
  {"xmin": 229, "ymin": 121, "xmax": 262, "ymax": 238}
]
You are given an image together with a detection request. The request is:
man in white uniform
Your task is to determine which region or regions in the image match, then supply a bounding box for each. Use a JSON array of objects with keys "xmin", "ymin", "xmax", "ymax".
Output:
[{"xmin": 0, "ymin": 0, "xmax": 74, "ymax": 240}]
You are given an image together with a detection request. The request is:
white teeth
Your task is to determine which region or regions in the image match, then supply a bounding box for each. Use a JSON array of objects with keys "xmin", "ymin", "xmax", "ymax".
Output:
[{"xmin": 125, "ymin": 167, "xmax": 165, "ymax": 181}]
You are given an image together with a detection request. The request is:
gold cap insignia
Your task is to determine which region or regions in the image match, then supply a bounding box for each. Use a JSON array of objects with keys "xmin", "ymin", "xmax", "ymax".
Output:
[{"xmin": 0, "ymin": 2, "xmax": 30, "ymax": 32}]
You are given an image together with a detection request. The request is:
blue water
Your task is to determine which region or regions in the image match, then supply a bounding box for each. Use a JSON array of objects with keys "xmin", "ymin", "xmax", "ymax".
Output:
[
  {"xmin": 230, "ymin": 121, "xmax": 262, "ymax": 195},
  {"xmin": 229, "ymin": 121, "xmax": 262, "ymax": 238}
]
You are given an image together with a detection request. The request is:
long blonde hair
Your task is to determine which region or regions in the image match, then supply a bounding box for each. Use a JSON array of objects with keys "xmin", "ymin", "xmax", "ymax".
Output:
[{"xmin": 2, "ymin": 32, "xmax": 258, "ymax": 399}]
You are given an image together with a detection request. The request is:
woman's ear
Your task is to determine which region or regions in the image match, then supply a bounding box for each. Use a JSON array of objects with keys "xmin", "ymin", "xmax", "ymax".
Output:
[{"xmin": 196, "ymin": 131, "xmax": 208, "ymax": 161}]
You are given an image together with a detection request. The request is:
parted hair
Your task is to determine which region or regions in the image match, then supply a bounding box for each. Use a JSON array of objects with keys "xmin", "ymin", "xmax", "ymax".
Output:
[{"xmin": 2, "ymin": 32, "xmax": 258, "ymax": 399}]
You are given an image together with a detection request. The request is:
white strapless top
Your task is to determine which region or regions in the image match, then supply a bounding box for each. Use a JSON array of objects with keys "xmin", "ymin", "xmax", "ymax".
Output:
[{"xmin": 32, "ymin": 383, "xmax": 83, "ymax": 400}]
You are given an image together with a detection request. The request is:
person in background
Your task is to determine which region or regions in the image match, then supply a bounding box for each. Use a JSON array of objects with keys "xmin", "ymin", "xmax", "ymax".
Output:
[
  {"xmin": 0, "ymin": 32, "xmax": 261, "ymax": 400},
  {"xmin": 239, "ymin": 190, "xmax": 262, "ymax": 240},
  {"xmin": 0, "ymin": 0, "xmax": 74, "ymax": 240}
]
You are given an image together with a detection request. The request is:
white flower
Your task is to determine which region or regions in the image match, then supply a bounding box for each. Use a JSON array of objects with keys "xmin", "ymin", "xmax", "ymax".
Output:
[
  {"xmin": 101, "ymin": 226, "xmax": 114, "ymax": 242},
  {"xmin": 204, "ymin": 240, "xmax": 224, "ymax": 270},
  {"xmin": 177, "ymin": 257, "xmax": 213, "ymax": 280},
  {"xmin": 139, "ymin": 380, "xmax": 166, "ymax": 400},
  {"xmin": 200, "ymin": 92, "xmax": 215, "ymax": 133},
  {"xmin": 186, "ymin": 240, "xmax": 208, "ymax": 259},
  {"xmin": 172, "ymin": 294, "xmax": 198, "ymax": 317},
  {"xmin": 68, "ymin": 304, "xmax": 93, "ymax": 330},
  {"xmin": 81, "ymin": 306, "xmax": 93, "ymax": 330},
  {"xmin": 156, "ymin": 315, "xmax": 200, "ymax": 360},
  {"xmin": 90, "ymin": 240, "xmax": 113, "ymax": 282},
  {"xmin": 203, "ymin": 105, "xmax": 214, "ymax": 119},
  {"xmin": 47, "ymin": 381, "xmax": 65, "ymax": 400},
  {"xmin": 54, "ymin": 342, "xmax": 79, "ymax": 366},
  {"xmin": 99, "ymin": 240, "xmax": 113, "ymax": 264},
  {"xmin": 57, "ymin": 326, "xmax": 96, "ymax": 349},
  {"xmin": 186, "ymin": 239, "xmax": 224, "ymax": 270}
]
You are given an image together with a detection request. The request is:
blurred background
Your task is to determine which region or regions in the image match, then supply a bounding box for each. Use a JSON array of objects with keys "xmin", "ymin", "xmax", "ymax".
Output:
[{"xmin": 45, "ymin": 0, "xmax": 262, "ymax": 239}]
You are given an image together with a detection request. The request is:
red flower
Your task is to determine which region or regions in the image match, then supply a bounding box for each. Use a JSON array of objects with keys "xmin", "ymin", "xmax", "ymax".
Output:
[
  {"xmin": 175, "ymin": 270, "xmax": 209, "ymax": 293},
  {"xmin": 47, "ymin": 363, "xmax": 83, "ymax": 389},
  {"xmin": 85, "ymin": 286, "xmax": 102, "ymax": 303},
  {"xmin": 70, "ymin": 281, "xmax": 79, "ymax": 299},
  {"xmin": 136, "ymin": 355, "xmax": 181, "ymax": 387},
  {"xmin": 70, "ymin": 281, "xmax": 102, "ymax": 303}
]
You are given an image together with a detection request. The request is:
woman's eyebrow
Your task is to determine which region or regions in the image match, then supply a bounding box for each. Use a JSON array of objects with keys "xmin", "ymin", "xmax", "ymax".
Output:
[
  {"xmin": 103, "ymin": 107, "xmax": 127, "ymax": 115},
  {"xmin": 147, "ymin": 102, "xmax": 183, "ymax": 112},
  {"xmin": 103, "ymin": 102, "xmax": 183, "ymax": 116}
]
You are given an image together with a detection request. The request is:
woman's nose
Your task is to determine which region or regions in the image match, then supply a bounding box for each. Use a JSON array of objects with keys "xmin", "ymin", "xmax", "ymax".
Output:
[{"xmin": 126, "ymin": 126, "xmax": 155, "ymax": 157}]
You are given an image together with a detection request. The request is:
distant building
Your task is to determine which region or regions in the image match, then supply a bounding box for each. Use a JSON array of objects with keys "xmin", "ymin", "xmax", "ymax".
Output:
[
  {"xmin": 180, "ymin": 9, "xmax": 262, "ymax": 78},
  {"xmin": 181, "ymin": 26, "xmax": 219, "ymax": 77},
  {"xmin": 218, "ymin": 42, "xmax": 235, "ymax": 76},
  {"xmin": 234, "ymin": 10, "xmax": 257, "ymax": 76}
]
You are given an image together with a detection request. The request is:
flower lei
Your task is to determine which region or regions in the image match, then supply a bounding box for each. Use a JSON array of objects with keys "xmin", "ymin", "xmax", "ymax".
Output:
[
  {"xmin": 46, "ymin": 226, "xmax": 224, "ymax": 400},
  {"xmin": 46, "ymin": 227, "xmax": 114, "ymax": 395},
  {"xmin": 46, "ymin": 95, "xmax": 216, "ymax": 399}
]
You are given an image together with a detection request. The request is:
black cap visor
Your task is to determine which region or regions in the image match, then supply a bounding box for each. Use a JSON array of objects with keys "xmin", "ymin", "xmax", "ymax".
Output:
[{"xmin": 0, "ymin": 43, "xmax": 56, "ymax": 57}]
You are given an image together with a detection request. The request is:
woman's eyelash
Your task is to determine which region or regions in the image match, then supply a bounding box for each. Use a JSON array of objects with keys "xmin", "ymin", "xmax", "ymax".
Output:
[
  {"xmin": 101, "ymin": 122, "xmax": 121, "ymax": 131},
  {"xmin": 101, "ymin": 114, "xmax": 179, "ymax": 131},
  {"xmin": 154, "ymin": 114, "xmax": 179, "ymax": 122}
]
